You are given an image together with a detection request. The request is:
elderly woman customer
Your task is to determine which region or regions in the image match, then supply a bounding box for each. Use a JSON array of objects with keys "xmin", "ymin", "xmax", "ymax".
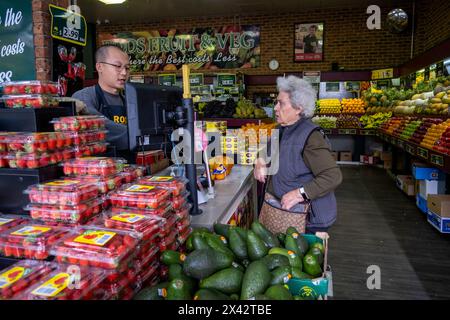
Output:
[{"xmin": 255, "ymin": 75, "xmax": 342, "ymax": 234}]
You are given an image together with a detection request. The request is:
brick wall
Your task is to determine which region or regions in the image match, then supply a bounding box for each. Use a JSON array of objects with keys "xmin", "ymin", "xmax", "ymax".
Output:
[
  {"xmin": 32, "ymin": 0, "xmax": 69, "ymax": 81},
  {"xmin": 97, "ymin": 3, "xmax": 420, "ymax": 77},
  {"xmin": 415, "ymin": 0, "xmax": 450, "ymax": 55}
]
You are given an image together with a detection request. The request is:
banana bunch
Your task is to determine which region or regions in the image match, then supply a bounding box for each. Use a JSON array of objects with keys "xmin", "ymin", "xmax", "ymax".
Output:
[
  {"xmin": 234, "ymin": 98, "xmax": 267, "ymax": 119},
  {"xmin": 360, "ymin": 112, "xmax": 392, "ymax": 128}
]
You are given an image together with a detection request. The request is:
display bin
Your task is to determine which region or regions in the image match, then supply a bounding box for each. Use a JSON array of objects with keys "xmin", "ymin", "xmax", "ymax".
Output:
[
  {"xmin": 0, "ymin": 260, "xmax": 57, "ymax": 300},
  {"xmin": 287, "ymin": 233, "xmax": 332, "ymax": 300},
  {"xmin": 416, "ymin": 194, "xmax": 428, "ymax": 214},
  {"xmin": 0, "ymin": 107, "xmax": 74, "ymax": 132},
  {"xmin": 412, "ymin": 163, "xmax": 446, "ymax": 180},
  {"xmin": 427, "ymin": 210, "xmax": 450, "ymax": 233},
  {"xmin": 0, "ymin": 164, "xmax": 63, "ymax": 214}
]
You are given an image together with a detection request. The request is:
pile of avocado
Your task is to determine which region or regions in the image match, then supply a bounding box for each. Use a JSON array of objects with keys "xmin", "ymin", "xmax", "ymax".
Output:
[{"xmin": 134, "ymin": 221, "xmax": 325, "ymax": 300}]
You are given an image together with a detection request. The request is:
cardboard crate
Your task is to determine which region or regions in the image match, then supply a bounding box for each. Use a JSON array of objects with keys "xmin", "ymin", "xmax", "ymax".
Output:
[
  {"xmin": 427, "ymin": 210, "xmax": 450, "ymax": 233},
  {"xmin": 339, "ymin": 151, "xmax": 352, "ymax": 162},
  {"xmin": 427, "ymin": 195, "xmax": 450, "ymax": 218},
  {"xmin": 417, "ymin": 179, "xmax": 446, "ymax": 199},
  {"xmin": 136, "ymin": 150, "xmax": 164, "ymax": 166},
  {"xmin": 380, "ymin": 151, "xmax": 392, "ymax": 161},
  {"xmin": 330, "ymin": 151, "xmax": 338, "ymax": 162},
  {"xmin": 396, "ymin": 175, "xmax": 415, "ymax": 196},
  {"xmin": 412, "ymin": 163, "xmax": 445, "ymax": 180},
  {"xmin": 287, "ymin": 233, "xmax": 332, "ymax": 300},
  {"xmin": 383, "ymin": 160, "xmax": 392, "ymax": 170},
  {"xmin": 416, "ymin": 194, "xmax": 428, "ymax": 214}
]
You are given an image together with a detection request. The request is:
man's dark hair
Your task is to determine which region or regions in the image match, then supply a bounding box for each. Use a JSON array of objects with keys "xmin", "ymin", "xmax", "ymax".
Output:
[
  {"xmin": 95, "ymin": 44, "xmax": 127, "ymax": 63},
  {"xmin": 310, "ymin": 25, "xmax": 318, "ymax": 30}
]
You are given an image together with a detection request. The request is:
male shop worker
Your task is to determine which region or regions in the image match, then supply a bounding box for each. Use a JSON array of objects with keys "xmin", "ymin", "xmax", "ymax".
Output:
[
  {"xmin": 303, "ymin": 25, "xmax": 319, "ymax": 54},
  {"xmin": 72, "ymin": 44, "xmax": 130, "ymax": 151}
]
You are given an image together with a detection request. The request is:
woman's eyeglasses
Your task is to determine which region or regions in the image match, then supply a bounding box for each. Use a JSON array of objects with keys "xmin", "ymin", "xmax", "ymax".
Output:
[{"xmin": 99, "ymin": 61, "xmax": 130, "ymax": 72}]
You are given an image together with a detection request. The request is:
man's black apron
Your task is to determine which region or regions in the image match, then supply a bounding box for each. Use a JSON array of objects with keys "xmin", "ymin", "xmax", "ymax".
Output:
[{"xmin": 95, "ymin": 84, "xmax": 127, "ymax": 125}]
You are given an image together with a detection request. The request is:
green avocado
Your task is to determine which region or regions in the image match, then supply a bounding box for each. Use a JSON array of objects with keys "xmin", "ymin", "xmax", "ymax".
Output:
[
  {"xmin": 247, "ymin": 230, "xmax": 269, "ymax": 261},
  {"xmin": 240, "ymin": 260, "xmax": 272, "ymax": 300},
  {"xmin": 264, "ymin": 284, "xmax": 293, "ymax": 300},
  {"xmin": 183, "ymin": 249, "xmax": 233, "ymax": 280},
  {"xmin": 199, "ymin": 267, "xmax": 244, "ymax": 294}
]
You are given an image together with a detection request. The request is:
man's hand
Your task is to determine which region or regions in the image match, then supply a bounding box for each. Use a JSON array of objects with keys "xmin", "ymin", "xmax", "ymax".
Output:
[
  {"xmin": 254, "ymin": 158, "xmax": 268, "ymax": 183},
  {"xmin": 281, "ymin": 188, "xmax": 304, "ymax": 211}
]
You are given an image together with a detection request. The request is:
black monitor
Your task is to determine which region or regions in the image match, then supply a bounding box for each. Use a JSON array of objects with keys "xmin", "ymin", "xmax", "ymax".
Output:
[{"xmin": 125, "ymin": 83, "xmax": 183, "ymax": 152}]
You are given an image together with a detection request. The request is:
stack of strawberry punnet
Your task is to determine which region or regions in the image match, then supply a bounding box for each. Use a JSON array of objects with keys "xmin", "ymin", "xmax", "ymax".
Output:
[
  {"xmin": 135, "ymin": 176, "xmax": 193, "ymax": 248},
  {"xmin": 1, "ymin": 81, "xmax": 60, "ymax": 109},
  {"xmin": 87, "ymin": 211, "xmax": 163, "ymax": 299},
  {"xmin": 0, "ymin": 132, "xmax": 75, "ymax": 169},
  {"xmin": 49, "ymin": 226, "xmax": 142, "ymax": 300},
  {"xmin": 51, "ymin": 116, "xmax": 108, "ymax": 157},
  {"xmin": 24, "ymin": 179, "xmax": 104, "ymax": 225}
]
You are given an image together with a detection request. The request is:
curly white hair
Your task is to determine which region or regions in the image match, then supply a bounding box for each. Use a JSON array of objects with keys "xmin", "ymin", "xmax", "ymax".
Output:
[{"xmin": 276, "ymin": 75, "xmax": 317, "ymax": 118}]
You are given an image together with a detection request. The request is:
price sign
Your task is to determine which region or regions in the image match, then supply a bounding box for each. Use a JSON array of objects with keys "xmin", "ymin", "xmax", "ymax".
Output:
[
  {"xmin": 49, "ymin": 4, "xmax": 87, "ymax": 46},
  {"xmin": 360, "ymin": 129, "xmax": 375, "ymax": 136},
  {"xmin": 338, "ymin": 129, "xmax": 357, "ymax": 135},
  {"xmin": 323, "ymin": 129, "xmax": 332, "ymax": 135},
  {"xmin": 431, "ymin": 154, "xmax": 444, "ymax": 167},
  {"xmin": 158, "ymin": 74, "xmax": 176, "ymax": 86},
  {"xmin": 405, "ymin": 144, "xmax": 415, "ymax": 155},
  {"xmin": 190, "ymin": 73, "xmax": 204, "ymax": 87},
  {"xmin": 217, "ymin": 74, "xmax": 236, "ymax": 88},
  {"xmin": 417, "ymin": 147, "xmax": 429, "ymax": 159},
  {"xmin": 372, "ymin": 68, "xmax": 394, "ymax": 80}
]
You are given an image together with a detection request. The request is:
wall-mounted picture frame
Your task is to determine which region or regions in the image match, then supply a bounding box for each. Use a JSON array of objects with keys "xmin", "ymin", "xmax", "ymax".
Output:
[{"xmin": 294, "ymin": 22, "xmax": 324, "ymax": 62}]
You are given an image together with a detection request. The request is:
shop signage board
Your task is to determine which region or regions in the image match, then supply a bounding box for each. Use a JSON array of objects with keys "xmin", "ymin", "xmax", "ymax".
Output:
[
  {"xmin": 372, "ymin": 68, "xmax": 394, "ymax": 80},
  {"xmin": 325, "ymin": 82, "xmax": 340, "ymax": 92},
  {"xmin": 189, "ymin": 73, "xmax": 203, "ymax": 87},
  {"xmin": 345, "ymin": 81, "xmax": 360, "ymax": 92},
  {"xmin": 49, "ymin": 4, "xmax": 87, "ymax": 46},
  {"xmin": 0, "ymin": 0, "xmax": 35, "ymax": 81},
  {"xmin": 436, "ymin": 61, "xmax": 444, "ymax": 77},
  {"xmin": 98, "ymin": 25, "xmax": 260, "ymax": 73},
  {"xmin": 431, "ymin": 154, "xmax": 444, "ymax": 167},
  {"xmin": 303, "ymin": 71, "xmax": 321, "ymax": 84},
  {"xmin": 158, "ymin": 74, "xmax": 176, "ymax": 86}
]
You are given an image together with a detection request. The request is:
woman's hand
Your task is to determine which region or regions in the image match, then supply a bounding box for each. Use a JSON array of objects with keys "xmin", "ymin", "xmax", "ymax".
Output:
[
  {"xmin": 281, "ymin": 188, "xmax": 304, "ymax": 210},
  {"xmin": 254, "ymin": 158, "xmax": 268, "ymax": 183}
]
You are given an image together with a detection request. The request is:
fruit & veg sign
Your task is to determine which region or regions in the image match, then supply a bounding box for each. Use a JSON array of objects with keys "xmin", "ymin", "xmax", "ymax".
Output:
[
  {"xmin": 0, "ymin": 0, "xmax": 35, "ymax": 82},
  {"xmin": 98, "ymin": 26, "xmax": 260, "ymax": 73}
]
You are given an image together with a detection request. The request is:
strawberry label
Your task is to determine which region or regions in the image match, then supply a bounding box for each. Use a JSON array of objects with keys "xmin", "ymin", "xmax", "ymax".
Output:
[
  {"xmin": 0, "ymin": 218, "xmax": 14, "ymax": 226},
  {"xmin": 111, "ymin": 213, "xmax": 145, "ymax": 224},
  {"xmin": 45, "ymin": 180, "xmax": 80, "ymax": 186},
  {"xmin": 125, "ymin": 184, "xmax": 155, "ymax": 193},
  {"xmin": 149, "ymin": 176, "xmax": 173, "ymax": 182},
  {"xmin": 0, "ymin": 267, "xmax": 29, "ymax": 289},
  {"xmin": 74, "ymin": 230, "xmax": 116, "ymax": 246},
  {"xmin": 31, "ymin": 273, "xmax": 70, "ymax": 297},
  {"xmin": 11, "ymin": 226, "xmax": 51, "ymax": 237}
]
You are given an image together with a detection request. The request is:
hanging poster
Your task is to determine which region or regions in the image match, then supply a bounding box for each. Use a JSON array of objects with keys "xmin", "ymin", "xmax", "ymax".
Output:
[{"xmin": 294, "ymin": 23, "xmax": 324, "ymax": 62}]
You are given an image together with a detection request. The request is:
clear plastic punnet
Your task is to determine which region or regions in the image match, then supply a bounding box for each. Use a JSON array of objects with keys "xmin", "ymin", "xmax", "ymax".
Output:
[
  {"xmin": 71, "ymin": 142, "xmax": 108, "ymax": 158},
  {"xmin": 110, "ymin": 202, "xmax": 172, "ymax": 218},
  {"xmin": 0, "ymin": 224, "xmax": 69, "ymax": 260},
  {"xmin": 0, "ymin": 153, "xmax": 7, "ymax": 168},
  {"xmin": 26, "ymin": 179, "xmax": 99, "ymax": 206},
  {"xmin": 108, "ymin": 184, "xmax": 172, "ymax": 210},
  {"xmin": 51, "ymin": 227, "xmax": 140, "ymax": 270},
  {"xmin": 0, "ymin": 260, "xmax": 57, "ymax": 300},
  {"xmin": 136, "ymin": 175, "xmax": 187, "ymax": 196},
  {"xmin": 1, "ymin": 94, "xmax": 59, "ymax": 108},
  {"xmin": 2, "ymin": 81, "xmax": 59, "ymax": 95},
  {"xmin": 121, "ymin": 164, "xmax": 146, "ymax": 181},
  {"xmin": 0, "ymin": 133, "xmax": 7, "ymax": 152},
  {"xmin": 0, "ymin": 214, "xmax": 30, "ymax": 233},
  {"xmin": 3, "ymin": 132, "xmax": 73, "ymax": 153},
  {"xmin": 95, "ymin": 211, "xmax": 162, "ymax": 242},
  {"xmin": 62, "ymin": 157, "xmax": 126, "ymax": 176},
  {"xmin": 158, "ymin": 232, "xmax": 178, "ymax": 252},
  {"xmin": 17, "ymin": 264, "xmax": 108, "ymax": 300},
  {"xmin": 64, "ymin": 174, "xmax": 123, "ymax": 194},
  {"xmin": 5, "ymin": 149, "xmax": 74, "ymax": 169},
  {"xmin": 172, "ymin": 192, "xmax": 190, "ymax": 210},
  {"xmin": 52, "ymin": 115, "xmax": 106, "ymax": 132},
  {"xmin": 173, "ymin": 204, "xmax": 191, "ymax": 221},
  {"xmin": 69, "ymin": 130, "xmax": 107, "ymax": 146},
  {"xmin": 177, "ymin": 227, "xmax": 193, "ymax": 245},
  {"xmin": 176, "ymin": 217, "xmax": 191, "ymax": 233},
  {"xmin": 135, "ymin": 260, "xmax": 160, "ymax": 288},
  {"xmin": 25, "ymin": 198, "xmax": 105, "ymax": 225}
]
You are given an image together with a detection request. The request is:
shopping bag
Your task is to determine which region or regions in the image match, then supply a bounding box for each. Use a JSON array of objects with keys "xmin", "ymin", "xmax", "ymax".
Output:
[{"xmin": 259, "ymin": 192, "xmax": 310, "ymax": 234}]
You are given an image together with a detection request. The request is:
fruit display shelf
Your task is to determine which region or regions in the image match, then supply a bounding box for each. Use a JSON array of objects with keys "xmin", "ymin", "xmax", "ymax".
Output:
[
  {"xmin": 200, "ymin": 117, "xmax": 274, "ymax": 128},
  {"xmin": 377, "ymin": 130, "xmax": 450, "ymax": 174}
]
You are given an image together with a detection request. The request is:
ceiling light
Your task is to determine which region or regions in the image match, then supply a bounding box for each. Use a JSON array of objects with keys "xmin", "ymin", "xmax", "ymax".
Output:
[{"xmin": 98, "ymin": 0, "xmax": 126, "ymax": 4}]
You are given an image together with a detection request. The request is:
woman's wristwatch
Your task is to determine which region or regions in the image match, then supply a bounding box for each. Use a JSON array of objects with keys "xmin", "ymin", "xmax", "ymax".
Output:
[{"xmin": 298, "ymin": 186, "xmax": 310, "ymax": 202}]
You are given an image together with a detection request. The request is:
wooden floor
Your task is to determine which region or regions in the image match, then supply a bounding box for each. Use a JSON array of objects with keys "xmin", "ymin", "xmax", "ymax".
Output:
[{"xmin": 329, "ymin": 165, "xmax": 450, "ymax": 300}]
